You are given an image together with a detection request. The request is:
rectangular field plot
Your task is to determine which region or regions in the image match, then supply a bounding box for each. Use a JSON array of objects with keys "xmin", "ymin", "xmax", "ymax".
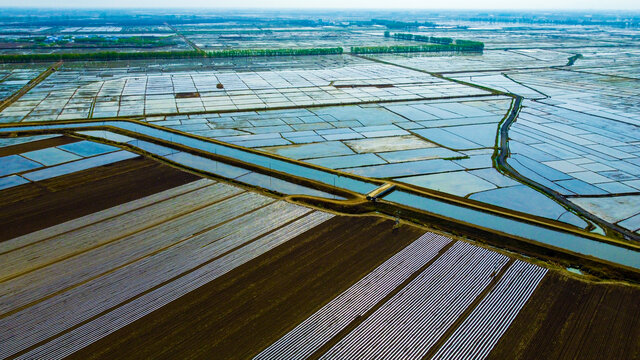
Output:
[
  {"xmin": 431, "ymin": 260, "xmax": 547, "ymax": 360},
  {"xmin": 319, "ymin": 241, "xmax": 510, "ymax": 359},
  {"xmin": 255, "ymin": 232, "xmax": 451, "ymax": 360},
  {"xmin": 0, "ymin": 177, "xmax": 334, "ymax": 359},
  {"xmin": 0, "ymin": 66, "xmax": 48, "ymax": 102},
  {"xmin": 0, "ymin": 63, "xmax": 488, "ymax": 122},
  {"xmin": 17, "ymin": 211, "xmax": 334, "ymax": 360},
  {"xmin": 0, "ymin": 137, "xmax": 131, "ymax": 191},
  {"xmin": 257, "ymin": 239, "xmax": 547, "ymax": 360}
]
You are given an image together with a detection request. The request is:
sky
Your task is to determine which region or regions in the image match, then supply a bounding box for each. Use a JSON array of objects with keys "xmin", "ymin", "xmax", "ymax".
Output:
[{"xmin": 3, "ymin": 0, "xmax": 640, "ymax": 10}]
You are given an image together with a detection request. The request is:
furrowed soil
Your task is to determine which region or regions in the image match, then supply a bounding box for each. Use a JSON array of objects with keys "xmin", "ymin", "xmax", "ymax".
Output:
[
  {"xmin": 0, "ymin": 156, "xmax": 199, "ymax": 241},
  {"xmin": 68, "ymin": 215, "xmax": 425, "ymax": 360},
  {"xmin": 487, "ymin": 271, "xmax": 640, "ymax": 360}
]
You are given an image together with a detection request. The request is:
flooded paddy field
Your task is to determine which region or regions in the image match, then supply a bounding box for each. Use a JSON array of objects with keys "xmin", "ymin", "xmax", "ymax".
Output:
[
  {"xmin": 180, "ymin": 27, "xmax": 422, "ymax": 50},
  {"xmin": 0, "ymin": 58, "xmax": 485, "ymax": 121},
  {"xmin": 0, "ymin": 65, "xmax": 49, "ymax": 101},
  {"xmin": 2, "ymin": 34, "xmax": 638, "ymax": 237}
]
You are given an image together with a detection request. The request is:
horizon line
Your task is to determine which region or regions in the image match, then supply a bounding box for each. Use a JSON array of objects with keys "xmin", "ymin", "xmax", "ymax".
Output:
[{"xmin": 1, "ymin": 7, "xmax": 640, "ymax": 12}]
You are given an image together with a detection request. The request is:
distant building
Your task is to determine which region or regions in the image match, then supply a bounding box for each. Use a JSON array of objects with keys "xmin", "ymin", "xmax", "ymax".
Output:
[{"xmin": 44, "ymin": 36, "xmax": 61, "ymax": 43}]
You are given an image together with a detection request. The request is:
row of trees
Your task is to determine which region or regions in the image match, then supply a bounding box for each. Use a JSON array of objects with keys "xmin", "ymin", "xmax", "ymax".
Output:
[
  {"xmin": 0, "ymin": 47, "xmax": 344, "ymax": 63},
  {"xmin": 0, "ymin": 50, "xmax": 203, "ymax": 63},
  {"xmin": 207, "ymin": 47, "xmax": 343, "ymax": 57},
  {"xmin": 454, "ymin": 39, "xmax": 485, "ymax": 49},
  {"xmin": 392, "ymin": 32, "xmax": 455, "ymax": 45},
  {"xmin": 428, "ymin": 36, "xmax": 454, "ymax": 45},
  {"xmin": 351, "ymin": 42, "xmax": 483, "ymax": 54},
  {"xmin": 386, "ymin": 32, "xmax": 484, "ymax": 51},
  {"xmin": 73, "ymin": 36, "xmax": 174, "ymax": 46},
  {"xmin": 371, "ymin": 19, "xmax": 437, "ymax": 29}
]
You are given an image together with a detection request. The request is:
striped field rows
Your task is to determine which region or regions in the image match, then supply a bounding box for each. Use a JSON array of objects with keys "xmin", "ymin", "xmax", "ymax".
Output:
[
  {"xmin": 17, "ymin": 211, "xmax": 334, "ymax": 360},
  {"xmin": 0, "ymin": 179, "xmax": 333, "ymax": 359},
  {"xmin": 0, "ymin": 180, "xmax": 241, "ymax": 281},
  {"xmin": 431, "ymin": 260, "xmax": 547, "ymax": 360},
  {"xmin": 2, "ymin": 175, "xmax": 552, "ymax": 359},
  {"xmin": 255, "ymin": 232, "xmax": 452, "ymax": 360},
  {"xmin": 259, "ymin": 239, "xmax": 549, "ymax": 360},
  {"xmin": 0, "ymin": 190, "xmax": 276, "ymax": 316},
  {"xmin": 320, "ymin": 241, "xmax": 509, "ymax": 359},
  {"xmin": 0, "ymin": 178, "xmax": 216, "ymax": 255}
]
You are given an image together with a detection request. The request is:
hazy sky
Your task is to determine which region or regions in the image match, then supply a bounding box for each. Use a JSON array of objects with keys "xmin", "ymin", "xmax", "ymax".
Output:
[{"xmin": 3, "ymin": 0, "xmax": 640, "ymax": 10}]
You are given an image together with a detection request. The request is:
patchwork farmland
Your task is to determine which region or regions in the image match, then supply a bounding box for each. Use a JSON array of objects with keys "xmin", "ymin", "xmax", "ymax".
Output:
[
  {"xmin": 1, "ymin": 8, "xmax": 640, "ymax": 360},
  {"xmin": 0, "ymin": 132, "xmax": 638, "ymax": 359}
]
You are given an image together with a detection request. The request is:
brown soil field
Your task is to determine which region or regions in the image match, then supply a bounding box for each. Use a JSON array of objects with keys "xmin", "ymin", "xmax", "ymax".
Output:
[
  {"xmin": 67, "ymin": 216, "xmax": 425, "ymax": 360},
  {"xmin": 0, "ymin": 156, "xmax": 199, "ymax": 241},
  {"xmin": 487, "ymin": 271, "xmax": 640, "ymax": 360}
]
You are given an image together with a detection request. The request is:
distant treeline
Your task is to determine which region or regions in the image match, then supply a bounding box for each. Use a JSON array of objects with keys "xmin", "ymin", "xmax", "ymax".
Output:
[
  {"xmin": 351, "ymin": 43, "xmax": 483, "ymax": 54},
  {"xmin": 371, "ymin": 32, "xmax": 484, "ymax": 54},
  {"xmin": 371, "ymin": 19, "xmax": 436, "ymax": 29},
  {"xmin": 0, "ymin": 47, "xmax": 344, "ymax": 63},
  {"xmin": 18, "ymin": 36, "xmax": 179, "ymax": 49},
  {"xmin": 467, "ymin": 17, "xmax": 638, "ymax": 28},
  {"xmin": 393, "ymin": 32, "xmax": 484, "ymax": 50},
  {"xmin": 207, "ymin": 47, "xmax": 343, "ymax": 57},
  {"xmin": 73, "ymin": 36, "xmax": 174, "ymax": 45},
  {"xmin": 391, "ymin": 32, "xmax": 455, "ymax": 45},
  {"xmin": 0, "ymin": 50, "xmax": 202, "ymax": 63},
  {"xmin": 0, "ymin": 11, "xmax": 327, "ymax": 28}
]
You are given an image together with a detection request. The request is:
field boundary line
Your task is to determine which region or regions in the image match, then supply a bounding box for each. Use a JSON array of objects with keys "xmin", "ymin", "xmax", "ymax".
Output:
[{"xmin": 0, "ymin": 61, "xmax": 62, "ymax": 113}]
